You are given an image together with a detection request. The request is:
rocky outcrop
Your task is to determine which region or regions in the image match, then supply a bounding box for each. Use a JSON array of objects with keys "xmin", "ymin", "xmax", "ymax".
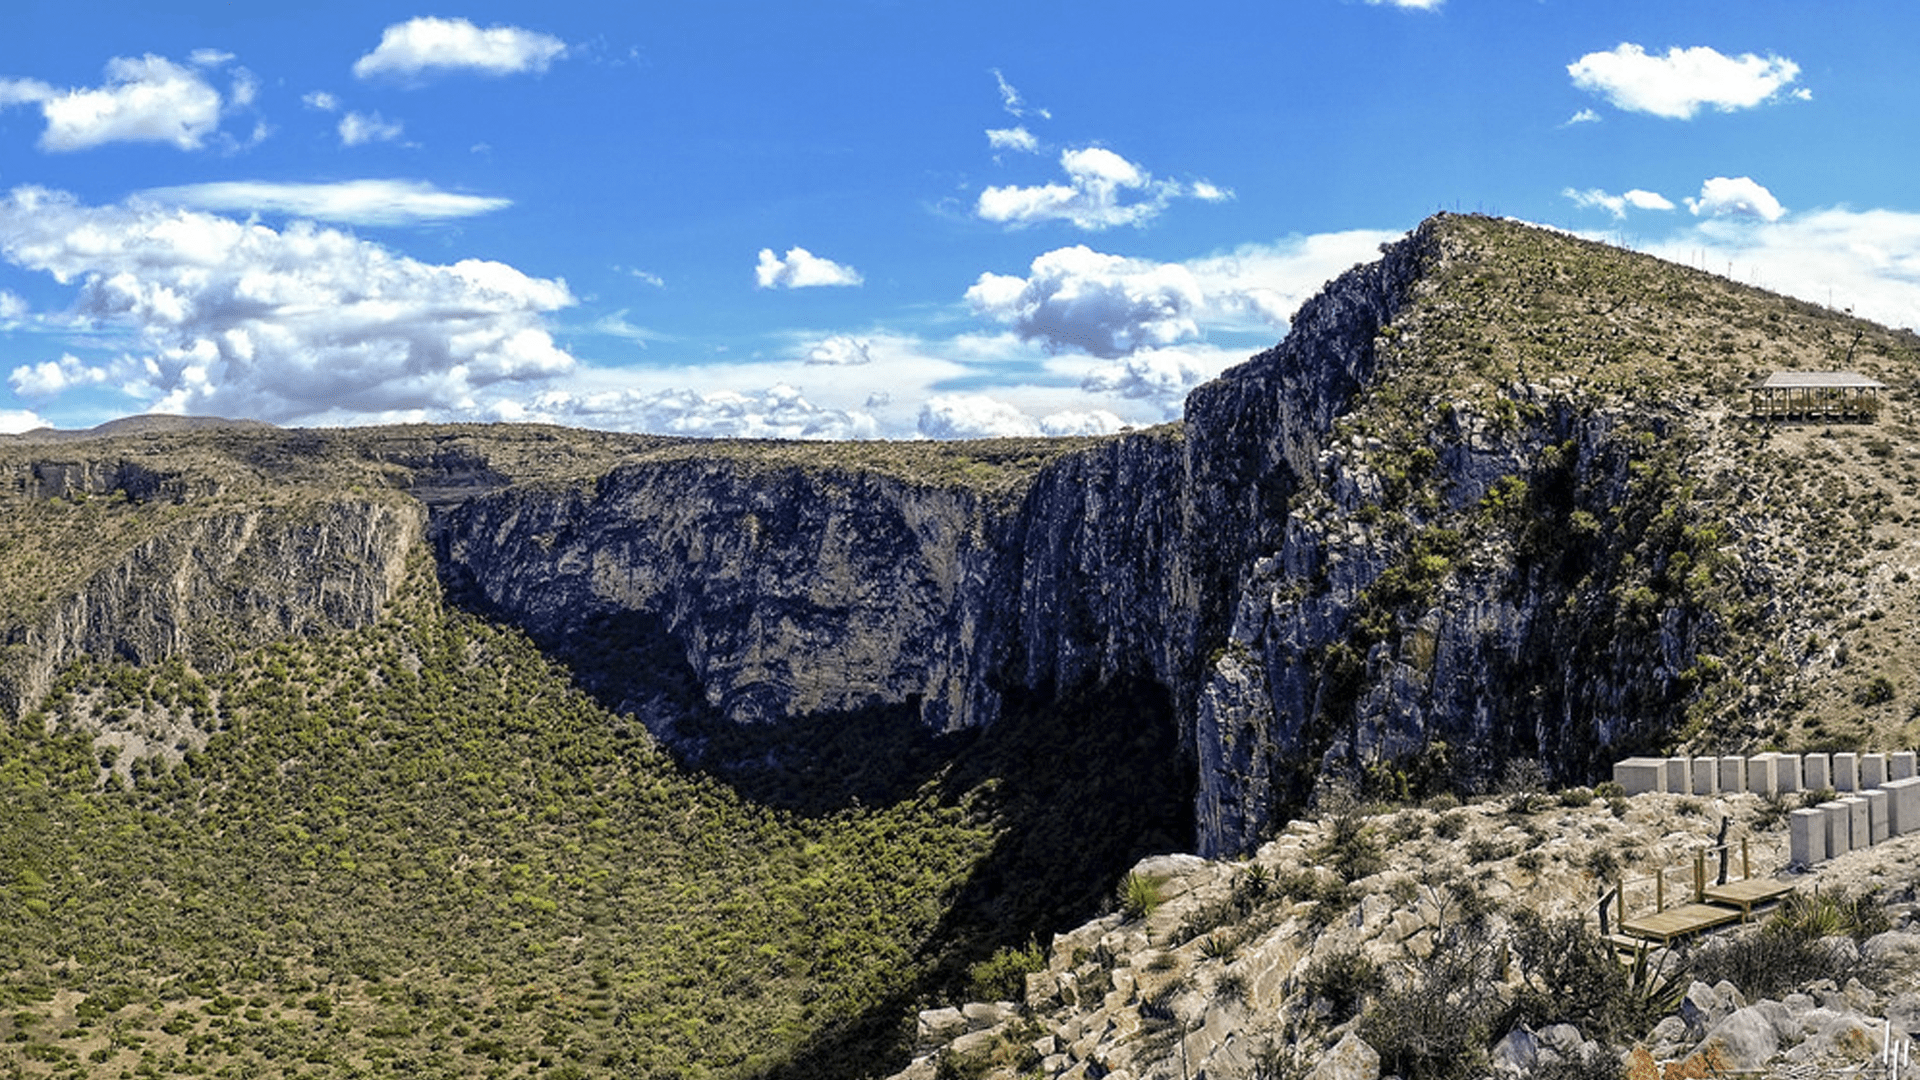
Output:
[{"xmin": 891, "ymin": 792, "xmax": 1920, "ymax": 1080}]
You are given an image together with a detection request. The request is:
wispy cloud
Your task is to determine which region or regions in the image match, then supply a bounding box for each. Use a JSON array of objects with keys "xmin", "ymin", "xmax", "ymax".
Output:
[
  {"xmin": 990, "ymin": 69, "xmax": 1049, "ymax": 120},
  {"xmin": 986, "ymin": 126, "xmax": 1039, "ymax": 154},
  {"xmin": 976, "ymin": 146, "xmax": 1225, "ymax": 231},
  {"xmin": 137, "ymin": 179, "xmax": 511, "ymax": 226},
  {"xmin": 1563, "ymin": 186, "xmax": 1676, "ymax": 219},
  {"xmin": 338, "ymin": 111, "xmax": 404, "ymax": 147}
]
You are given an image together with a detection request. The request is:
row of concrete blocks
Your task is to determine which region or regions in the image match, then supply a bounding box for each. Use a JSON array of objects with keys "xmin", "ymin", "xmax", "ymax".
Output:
[
  {"xmin": 1787, "ymin": 779, "xmax": 1920, "ymax": 866},
  {"xmin": 1612, "ymin": 751, "xmax": 1919, "ymax": 797}
]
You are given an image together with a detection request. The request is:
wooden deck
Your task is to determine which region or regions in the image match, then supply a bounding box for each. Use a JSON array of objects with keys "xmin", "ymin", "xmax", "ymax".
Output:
[
  {"xmin": 1619, "ymin": 902, "xmax": 1745, "ymax": 945},
  {"xmin": 1701, "ymin": 877, "xmax": 1796, "ymax": 918}
]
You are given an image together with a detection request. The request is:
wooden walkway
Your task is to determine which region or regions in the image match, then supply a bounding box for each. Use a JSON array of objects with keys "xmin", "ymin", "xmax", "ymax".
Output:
[
  {"xmin": 1620, "ymin": 902, "xmax": 1744, "ymax": 945},
  {"xmin": 1608, "ymin": 838, "xmax": 1797, "ymax": 947}
]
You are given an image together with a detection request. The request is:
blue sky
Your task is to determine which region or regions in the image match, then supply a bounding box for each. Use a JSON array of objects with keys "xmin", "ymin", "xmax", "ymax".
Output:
[{"xmin": 0, "ymin": 0, "xmax": 1914, "ymax": 438}]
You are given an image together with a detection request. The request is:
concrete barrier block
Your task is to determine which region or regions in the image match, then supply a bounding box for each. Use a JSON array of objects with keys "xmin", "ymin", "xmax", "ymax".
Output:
[
  {"xmin": 1747, "ymin": 753, "xmax": 1779, "ymax": 797},
  {"xmin": 1834, "ymin": 752, "xmax": 1860, "ymax": 792},
  {"xmin": 1666, "ymin": 758, "xmax": 1691, "ymax": 794},
  {"xmin": 1790, "ymin": 807, "xmax": 1827, "ymax": 866},
  {"xmin": 1892, "ymin": 751, "xmax": 1916, "ymax": 781},
  {"xmin": 1774, "ymin": 753, "xmax": 1802, "ymax": 793},
  {"xmin": 1861, "ymin": 753, "xmax": 1888, "ymax": 790},
  {"xmin": 1820, "ymin": 801, "xmax": 1851, "ymax": 858},
  {"xmin": 1717, "ymin": 756, "xmax": 1746, "ymax": 794},
  {"xmin": 1867, "ymin": 789, "xmax": 1891, "ymax": 844},
  {"xmin": 1614, "ymin": 758, "xmax": 1665, "ymax": 795},
  {"xmin": 1691, "ymin": 756, "xmax": 1719, "ymax": 795},
  {"xmin": 1843, "ymin": 796, "xmax": 1870, "ymax": 848},
  {"xmin": 1804, "ymin": 754, "xmax": 1831, "ymax": 792},
  {"xmin": 1885, "ymin": 777, "xmax": 1920, "ymax": 835}
]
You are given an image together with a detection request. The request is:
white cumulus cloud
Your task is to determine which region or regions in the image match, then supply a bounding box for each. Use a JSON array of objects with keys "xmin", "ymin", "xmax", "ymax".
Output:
[
  {"xmin": 0, "ymin": 290, "xmax": 25, "ymax": 320},
  {"xmin": 0, "ymin": 54, "xmax": 227, "ymax": 151},
  {"xmin": 1568, "ymin": 43, "xmax": 1801, "ymax": 120},
  {"xmin": 518, "ymin": 384, "xmax": 877, "ymax": 440},
  {"xmin": 0, "ymin": 186, "xmax": 575, "ymax": 423},
  {"xmin": 968, "ymin": 246, "xmax": 1204, "ymax": 358},
  {"xmin": 966, "ymin": 230, "xmax": 1395, "ymax": 360},
  {"xmin": 339, "ymin": 111, "xmax": 404, "ymax": 146},
  {"xmin": 1563, "ymin": 187, "xmax": 1676, "ymax": 219},
  {"xmin": 1364, "ymin": 0, "xmax": 1443, "ymax": 9},
  {"xmin": 916, "ymin": 394, "xmax": 1123, "ymax": 439},
  {"xmin": 1686, "ymin": 176, "xmax": 1785, "ymax": 222},
  {"xmin": 1081, "ymin": 349, "xmax": 1215, "ymax": 400},
  {"xmin": 354, "ymin": 17, "xmax": 567, "ymax": 80},
  {"xmin": 803, "ymin": 335, "xmax": 873, "ymax": 365},
  {"xmin": 10, "ymin": 353, "xmax": 109, "ymax": 396},
  {"xmin": 755, "ymin": 246, "xmax": 863, "ymax": 289},
  {"xmin": 0, "ymin": 409, "xmax": 48, "ymax": 434},
  {"xmin": 302, "ymin": 90, "xmax": 339, "ymax": 111},
  {"xmin": 137, "ymin": 180, "xmax": 511, "ymax": 226},
  {"xmin": 977, "ymin": 146, "xmax": 1222, "ymax": 231}
]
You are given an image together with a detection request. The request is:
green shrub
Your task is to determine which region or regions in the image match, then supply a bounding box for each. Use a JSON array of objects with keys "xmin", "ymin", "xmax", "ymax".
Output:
[
  {"xmin": 1316, "ymin": 812, "xmax": 1385, "ymax": 883},
  {"xmin": 1119, "ymin": 873, "xmax": 1164, "ymax": 921},
  {"xmin": 966, "ymin": 941, "xmax": 1045, "ymax": 1003}
]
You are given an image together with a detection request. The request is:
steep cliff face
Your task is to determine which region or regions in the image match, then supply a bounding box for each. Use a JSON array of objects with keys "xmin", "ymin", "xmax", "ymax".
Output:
[
  {"xmin": 435, "ymin": 429, "xmax": 1193, "ymax": 739},
  {"xmin": 0, "ymin": 445, "xmax": 423, "ymax": 717},
  {"xmin": 439, "ymin": 458, "xmax": 1006, "ymax": 730}
]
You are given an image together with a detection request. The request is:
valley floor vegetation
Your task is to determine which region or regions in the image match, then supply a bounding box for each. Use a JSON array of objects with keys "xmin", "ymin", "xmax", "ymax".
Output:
[{"xmin": 0, "ymin": 554, "xmax": 1189, "ymax": 1080}]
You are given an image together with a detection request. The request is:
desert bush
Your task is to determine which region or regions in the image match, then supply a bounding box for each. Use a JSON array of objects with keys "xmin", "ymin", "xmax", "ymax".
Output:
[
  {"xmin": 1300, "ymin": 945, "xmax": 1384, "ymax": 1023},
  {"xmin": 1505, "ymin": 913, "xmax": 1636, "ymax": 1042},
  {"xmin": 1359, "ymin": 923, "xmax": 1507, "ymax": 1080},
  {"xmin": 1557, "ymin": 786, "xmax": 1595, "ymax": 808}
]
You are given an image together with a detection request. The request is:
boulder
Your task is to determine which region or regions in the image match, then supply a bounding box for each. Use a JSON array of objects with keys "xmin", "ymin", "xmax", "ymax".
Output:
[
  {"xmin": 1304, "ymin": 1032, "xmax": 1380, "ymax": 1080},
  {"xmin": 962, "ymin": 1000, "xmax": 1017, "ymax": 1030},
  {"xmin": 1864, "ymin": 931, "xmax": 1920, "ymax": 970},
  {"xmin": 1680, "ymin": 980, "xmax": 1730, "ymax": 1038},
  {"xmin": 1788, "ymin": 1013, "xmax": 1879, "ymax": 1065},
  {"xmin": 916, "ymin": 1007, "xmax": 967, "ymax": 1045},
  {"xmin": 1538, "ymin": 1023, "xmax": 1587, "ymax": 1058},
  {"xmin": 1648, "ymin": 1014, "xmax": 1691, "ymax": 1060},
  {"xmin": 1490, "ymin": 1026, "xmax": 1539, "ymax": 1074},
  {"xmin": 1698, "ymin": 1006, "xmax": 1782, "ymax": 1071}
]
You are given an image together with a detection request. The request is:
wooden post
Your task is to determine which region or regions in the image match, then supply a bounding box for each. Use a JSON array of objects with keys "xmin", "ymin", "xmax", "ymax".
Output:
[
  {"xmin": 1694, "ymin": 851, "xmax": 1705, "ymax": 902},
  {"xmin": 1617, "ymin": 880, "xmax": 1625, "ymax": 928},
  {"xmin": 1656, "ymin": 869, "xmax": 1664, "ymax": 912},
  {"xmin": 1742, "ymin": 837, "xmax": 1750, "ymax": 879}
]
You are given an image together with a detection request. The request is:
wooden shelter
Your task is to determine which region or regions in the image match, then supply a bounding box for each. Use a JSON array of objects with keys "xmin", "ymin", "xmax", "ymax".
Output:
[{"xmin": 1750, "ymin": 371, "xmax": 1886, "ymax": 421}]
